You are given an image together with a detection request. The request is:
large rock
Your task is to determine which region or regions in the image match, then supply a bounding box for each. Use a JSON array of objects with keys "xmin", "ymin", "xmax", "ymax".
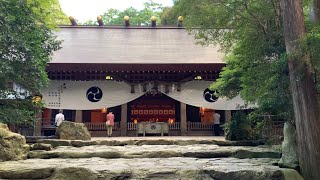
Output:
[
  {"xmin": 278, "ymin": 121, "xmax": 299, "ymax": 170},
  {"xmin": 0, "ymin": 123, "xmax": 29, "ymax": 161},
  {"xmin": 57, "ymin": 121, "xmax": 91, "ymax": 141}
]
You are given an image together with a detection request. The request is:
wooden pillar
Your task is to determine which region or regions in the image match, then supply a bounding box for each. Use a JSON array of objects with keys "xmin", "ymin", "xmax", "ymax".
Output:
[
  {"xmin": 75, "ymin": 110, "xmax": 83, "ymax": 123},
  {"xmin": 225, "ymin": 110, "xmax": 232, "ymax": 123},
  {"xmin": 180, "ymin": 103, "xmax": 187, "ymax": 136},
  {"xmin": 121, "ymin": 103, "xmax": 128, "ymax": 136}
]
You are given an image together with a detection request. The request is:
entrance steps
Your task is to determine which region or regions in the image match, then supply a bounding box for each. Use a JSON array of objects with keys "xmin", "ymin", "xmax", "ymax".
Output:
[
  {"xmin": 0, "ymin": 137, "xmax": 303, "ymax": 180},
  {"xmin": 27, "ymin": 144, "xmax": 281, "ymax": 159}
]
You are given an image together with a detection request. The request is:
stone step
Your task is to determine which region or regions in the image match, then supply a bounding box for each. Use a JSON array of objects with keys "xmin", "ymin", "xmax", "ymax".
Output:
[
  {"xmin": 36, "ymin": 138, "xmax": 265, "ymax": 148},
  {"xmin": 0, "ymin": 157, "xmax": 302, "ymax": 180},
  {"xmin": 28, "ymin": 144, "xmax": 281, "ymax": 159}
]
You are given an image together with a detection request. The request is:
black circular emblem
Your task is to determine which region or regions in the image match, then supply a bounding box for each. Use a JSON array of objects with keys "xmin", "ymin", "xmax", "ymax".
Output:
[
  {"xmin": 151, "ymin": 125, "xmax": 156, "ymax": 130},
  {"xmin": 203, "ymin": 88, "xmax": 218, "ymax": 102},
  {"xmin": 86, "ymin": 87, "xmax": 103, "ymax": 102}
]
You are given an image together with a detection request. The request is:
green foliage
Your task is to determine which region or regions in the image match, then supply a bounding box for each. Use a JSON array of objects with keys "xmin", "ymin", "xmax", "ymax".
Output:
[
  {"xmin": 173, "ymin": 0, "xmax": 295, "ymax": 119},
  {"xmin": 160, "ymin": 7, "xmax": 180, "ymax": 25},
  {"xmin": 27, "ymin": 0, "xmax": 69, "ymax": 27},
  {"xmin": 83, "ymin": 1, "xmax": 164, "ymax": 26},
  {"xmin": 303, "ymin": 26, "xmax": 320, "ymax": 92},
  {"xmin": 0, "ymin": 0, "xmax": 61, "ymax": 125},
  {"xmin": 223, "ymin": 111, "xmax": 251, "ymax": 140},
  {"xmin": 223, "ymin": 111, "xmax": 269, "ymax": 140},
  {"xmin": 172, "ymin": 0, "xmax": 320, "ymax": 122}
]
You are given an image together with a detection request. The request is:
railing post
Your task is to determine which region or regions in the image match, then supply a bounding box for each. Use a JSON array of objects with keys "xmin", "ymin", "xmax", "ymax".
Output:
[
  {"xmin": 225, "ymin": 110, "xmax": 232, "ymax": 123},
  {"xmin": 180, "ymin": 103, "xmax": 187, "ymax": 135},
  {"xmin": 121, "ymin": 103, "xmax": 128, "ymax": 136},
  {"xmin": 75, "ymin": 110, "xmax": 83, "ymax": 123}
]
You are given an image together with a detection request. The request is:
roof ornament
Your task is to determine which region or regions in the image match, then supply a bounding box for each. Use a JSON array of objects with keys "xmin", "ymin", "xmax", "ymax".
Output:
[
  {"xmin": 97, "ymin": 16, "xmax": 104, "ymax": 26},
  {"xmin": 178, "ymin": 16, "xmax": 184, "ymax": 27},
  {"xmin": 69, "ymin": 16, "xmax": 77, "ymax": 26},
  {"xmin": 124, "ymin": 16, "xmax": 130, "ymax": 26},
  {"xmin": 151, "ymin": 16, "xmax": 157, "ymax": 27}
]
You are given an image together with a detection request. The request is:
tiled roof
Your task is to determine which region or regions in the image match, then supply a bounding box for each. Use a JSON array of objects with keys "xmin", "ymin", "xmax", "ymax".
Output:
[{"xmin": 51, "ymin": 26, "xmax": 225, "ymax": 64}]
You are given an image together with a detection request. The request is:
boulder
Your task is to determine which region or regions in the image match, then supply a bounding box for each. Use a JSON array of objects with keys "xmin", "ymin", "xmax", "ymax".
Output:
[
  {"xmin": 57, "ymin": 121, "xmax": 91, "ymax": 141},
  {"xmin": 0, "ymin": 123, "xmax": 29, "ymax": 161},
  {"xmin": 278, "ymin": 121, "xmax": 299, "ymax": 170},
  {"xmin": 30, "ymin": 143, "xmax": 53, "ymax": 151}
]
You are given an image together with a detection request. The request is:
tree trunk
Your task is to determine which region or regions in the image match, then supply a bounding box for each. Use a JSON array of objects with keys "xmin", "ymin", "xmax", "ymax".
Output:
[{"xmin": 281, "ymin": 0, "xmax": 320, "ymax": 179}]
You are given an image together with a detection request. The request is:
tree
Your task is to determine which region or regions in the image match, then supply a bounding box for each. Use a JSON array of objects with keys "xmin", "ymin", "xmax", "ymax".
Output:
[
  {"xmin": 83, "ymin": 0, "xmax": 164, "ymax": 26},
  {"xmin": 0, "ymin": 0, "xmax": 61, "ymax": 125},
  {"xmin": 136, "ymin": 1, "xmax": 163, "ymax": 26},
  {"xmin": 173, "ymin": 0, "xmax": 320, "ymax": 178},
  {"xmin": 27, "ymin": 0, "xmax": 69, "ymax": 27},
  {"xmin": 100, "ymin": 8, "xmax": 121, "ymax": 25},
  {"xmin": 173, "ymin": 0, "xmax": 291, "ymax": 119},
  {"xmin": 280, "ymin": 0, "xmax": 320, "ymax": 179},
  {"xmin": 160, "ymin": 7, "xmax": 179, "ymax": 25}
]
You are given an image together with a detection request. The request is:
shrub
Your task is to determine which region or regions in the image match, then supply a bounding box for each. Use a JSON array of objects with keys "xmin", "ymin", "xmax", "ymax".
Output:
[{"xmin": 223, "ymin": 111, "xmax": 267, "ymax": 141}]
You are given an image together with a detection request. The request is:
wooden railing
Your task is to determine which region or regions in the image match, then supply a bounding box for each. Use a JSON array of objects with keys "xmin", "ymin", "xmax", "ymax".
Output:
[
  {"xmin": 169, "ymin": 122, "xmax": 180, "ymax": 130},
  {"xmin": 84, "ymin": 122, "xmax": 120, "ymax": 131},
  {"xmin": 187, "ymin": 122, "xmax": 214, "ymax": 130},
  {"xmin": 127, "ymin": 122, "xmax": 137, "ymax": 130},
  {"xmin": 38, "ymin": 118, "xmax": 284, "ymax": 136},
  {"xmin": 8, "ymin": 118, "xmax": 43, "ymax": 136},
  {"xmin": 262, "ymin": 120, "xmax": 285, "ymax": 136},
  {"xmin": 127, "ymin": 122, "xmax": 181, "ymax": 131}
]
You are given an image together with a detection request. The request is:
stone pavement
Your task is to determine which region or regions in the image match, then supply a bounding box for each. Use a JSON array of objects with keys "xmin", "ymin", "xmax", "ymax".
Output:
[{"xmin": 0, "ymin": 136, "xmax": 303, "ymax": 180}]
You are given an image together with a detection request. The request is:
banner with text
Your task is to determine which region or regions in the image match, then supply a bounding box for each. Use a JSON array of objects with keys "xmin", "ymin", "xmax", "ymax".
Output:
[{"xmin": 41, "ymin": 81, "xmax": 145, "ymax": 110}]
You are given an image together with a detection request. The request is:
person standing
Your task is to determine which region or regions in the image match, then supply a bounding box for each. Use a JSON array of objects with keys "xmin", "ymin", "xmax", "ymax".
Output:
[
  {"xmin": 55, "ymin": 109, "xmax": 65, "ymax": 127},
  {"xmin": 214, "ymin": 112, "xmax": 221, "ymax": 136},
  {"xmin": 55, "ymin": 109, "xmax": 65, "ymax": 138},
  {"xmin": 106, "ymin": 110, "xmax": 115, "ymax": 137}
]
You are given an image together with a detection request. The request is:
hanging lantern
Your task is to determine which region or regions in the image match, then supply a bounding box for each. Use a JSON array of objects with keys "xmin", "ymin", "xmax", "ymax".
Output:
[
  {"xmin": 134, "ymin": 119, "xmax": 138, "ymax": 124},
  {"xmin": 200, "ymin": 107, "xmax": 205, "ymax": 115},
  {"xmin": 105, "ymin": 75, "xmax": 113, "ymax": 80},
  {"xmin": 168, "ymin": 118, "xmax": 175, "ymax": 124},
  {"xmin": 101, "ymin": 108, "xmax": 107, "ymax": 113}
]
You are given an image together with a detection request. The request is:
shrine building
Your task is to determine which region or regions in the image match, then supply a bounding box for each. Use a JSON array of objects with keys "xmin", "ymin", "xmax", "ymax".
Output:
[{"xmin": 37, "ymin": 17, "xmax": 246, "ymax": 136}]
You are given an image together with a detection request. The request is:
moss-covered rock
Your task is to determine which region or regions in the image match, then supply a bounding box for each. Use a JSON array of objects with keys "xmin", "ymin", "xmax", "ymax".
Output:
[
  {"xmin": 278, "ymin": 122, "xmax": 299, "ymax": 170},
  {"xmin": 281, "ymin": 169, "xmax": 304, "ymax": 180},
  {"xmin": 0, "ymin": 123, "xmax": 29, "ymax": 161},
  {"xmin": 57, "ymin": 121, "xmax": 91, "ymax": 141}
]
